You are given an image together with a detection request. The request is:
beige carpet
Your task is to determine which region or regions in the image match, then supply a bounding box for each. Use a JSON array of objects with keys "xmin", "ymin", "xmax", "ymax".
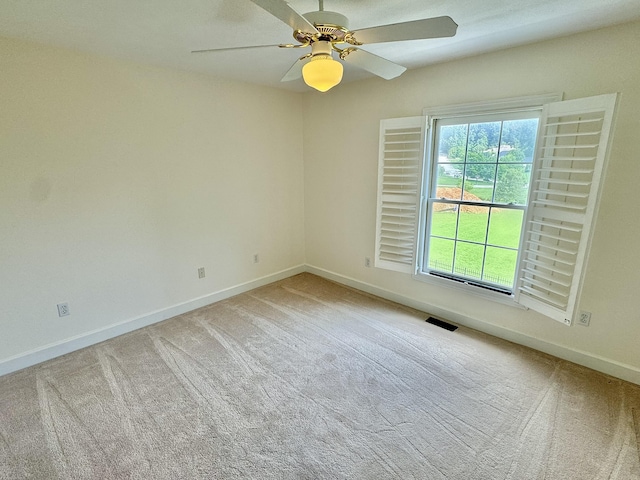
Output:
[{"xmin": 1, "ymin": 273, "xmax": 639, "ymax": 479}]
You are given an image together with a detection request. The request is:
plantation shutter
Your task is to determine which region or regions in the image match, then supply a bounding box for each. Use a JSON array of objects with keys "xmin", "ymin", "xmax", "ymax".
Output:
[
  {"xmin": 515, "ymin": 94, "xmax": 617, "ymax": 325},
  {"xmin": 375, "ymin": 117, "xmax": 426, "ymax": 273}
]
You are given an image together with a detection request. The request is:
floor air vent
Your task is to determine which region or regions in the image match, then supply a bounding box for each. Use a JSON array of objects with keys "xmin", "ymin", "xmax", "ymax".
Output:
[{"xmin": 425, "ymin": 317, "xmax": 458, "ymax": 332}]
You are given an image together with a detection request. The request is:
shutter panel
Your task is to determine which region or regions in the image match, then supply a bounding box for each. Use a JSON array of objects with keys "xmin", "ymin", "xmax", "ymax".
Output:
[
  {"xmin": 375, "ymin": 117, "xmax": 426, "ymax": 273},
  {"xmin": 515, "ymin": 94, "xmax": 617, "ymax": 325}
]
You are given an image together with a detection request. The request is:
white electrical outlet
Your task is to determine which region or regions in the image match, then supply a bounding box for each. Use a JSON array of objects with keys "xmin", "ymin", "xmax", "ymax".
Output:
[
  {"xmin": 253, "ymin": 254, "xmax": 260, "ymax": 264},
  {"xmin": 57, "ymin": 303, "xmax": 70, "ymax": 317},
  {"xmin": 198, "ymin": 267, "xmax": 205, "ymax": 279},
  {"xmin": 365, "ymin": 257, "xmax": 371, "ymax": 268},
  {"xmin": 578, "ymin": 311, "xmax": 591, "ymax": 326}
]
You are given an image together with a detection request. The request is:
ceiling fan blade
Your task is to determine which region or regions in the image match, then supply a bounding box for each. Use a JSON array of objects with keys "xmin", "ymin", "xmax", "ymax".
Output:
[
  {"xmin": 281, "ymin": 57, "xmax": 306, "ymax": 82},
  {"xmin": 342, "ymin": 49, "xmax": 406, "ymax": 80},
  {"xmin": 249, "ymin": 0, "xmax": 319, "ymax": 34},
  {"xmin": 192, "ymin": 44, "xmax": 281, "ymax": 54},
  {"xmin": 353, "ymin": 16, "xmax": 458, "ymax": 44}
]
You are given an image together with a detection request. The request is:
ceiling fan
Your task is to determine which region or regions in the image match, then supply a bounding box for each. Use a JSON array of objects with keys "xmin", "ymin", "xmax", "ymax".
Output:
[{"xmin": 193, "ymin": 0, "xmax": 458, "ymax": 92}]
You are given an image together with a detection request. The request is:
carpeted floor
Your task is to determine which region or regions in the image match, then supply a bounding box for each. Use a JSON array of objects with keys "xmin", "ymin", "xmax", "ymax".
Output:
[{"xmin": 1, "ymin": 273, "xmax": 639, "ymax": 479}]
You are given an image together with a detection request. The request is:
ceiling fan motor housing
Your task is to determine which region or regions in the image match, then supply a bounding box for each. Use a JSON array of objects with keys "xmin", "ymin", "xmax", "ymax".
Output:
[
  {"xmin": 303, "ymin": 11, "xmax": 349, "ymax": 29},
  {"xmin": 301, "ymin": 11, "xmax": 350, "ymax": 42},
  {"xmin": 309, "ymin": 40, "xmax": 332, "ymax": 57}
]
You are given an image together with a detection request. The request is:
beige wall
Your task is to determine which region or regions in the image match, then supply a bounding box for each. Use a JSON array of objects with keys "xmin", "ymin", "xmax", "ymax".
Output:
[
  {"xmin": 303, "ymin": 21, "xmax": 640, "ymax": 373},
  {"xmin": 2, "ymin": 21, "xmax": 639, "ymax": 379},
  {"xmin": 0, "ymin": 37, "xmax": 305, "ymax": 362}
]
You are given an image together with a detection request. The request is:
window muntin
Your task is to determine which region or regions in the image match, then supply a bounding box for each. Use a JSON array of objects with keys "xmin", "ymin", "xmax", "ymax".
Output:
[{"xmin": 422, "ymin": 111, "xmax": 540, "ymax": 292}]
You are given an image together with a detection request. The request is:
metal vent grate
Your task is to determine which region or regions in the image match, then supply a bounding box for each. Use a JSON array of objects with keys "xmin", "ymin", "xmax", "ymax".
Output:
[{"xmin": 425, "ymin": 317, "xmax": 458, "ymax": 332}]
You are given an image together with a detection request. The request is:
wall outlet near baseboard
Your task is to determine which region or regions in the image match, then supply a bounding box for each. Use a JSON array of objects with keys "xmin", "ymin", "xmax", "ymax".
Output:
[
  {"xmin": 578, "ymin": 311, "xmax": 591, "ymax": 326},
  {"xmin": 198, "ymin": 267, "xmax": 205, "ymax": 279},
  {"xmin": 253, "ymin": 254, "xmax": 260, "ymax": 264},
  {"xmin": 365, "ymin": 257, "xmax": 371, "ymax": 268}
]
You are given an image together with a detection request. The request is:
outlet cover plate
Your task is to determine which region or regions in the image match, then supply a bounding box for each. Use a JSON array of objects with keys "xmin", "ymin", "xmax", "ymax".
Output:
[
  {"xmin": 578, "ymin": 311, "xmax": 591, "ymax": 326},
  {"xmin": 57, "ymin": 303, "xmax": 70, "ymax": 317}
]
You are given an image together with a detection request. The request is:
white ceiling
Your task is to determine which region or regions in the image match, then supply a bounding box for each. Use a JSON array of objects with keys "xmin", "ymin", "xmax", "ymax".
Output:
[{"xmin": 1, "ymin": 0, "xmax": 639, "ymax": 92}]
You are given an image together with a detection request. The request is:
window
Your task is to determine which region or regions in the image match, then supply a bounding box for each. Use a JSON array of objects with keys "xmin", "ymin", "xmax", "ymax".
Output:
[
  {"xmin": 375, "ymin": 94, "xmax": 617, "ymax": 325},
  {"xmin": 424, "ymin": 111, "xmax": 539, "ymax": 293}
]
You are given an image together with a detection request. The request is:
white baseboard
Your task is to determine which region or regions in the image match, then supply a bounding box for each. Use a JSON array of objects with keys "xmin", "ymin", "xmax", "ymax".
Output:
[
  {"xmin": 0, "ymin": 265, "xmax": 306, "ymax": 377},
  {"xmin": 306, "ymin": 265, "xmax": 640, "ymax": 386},
  {"xmin": 4, "ymin": 263, "xmax": 639, "ymax": 386}
]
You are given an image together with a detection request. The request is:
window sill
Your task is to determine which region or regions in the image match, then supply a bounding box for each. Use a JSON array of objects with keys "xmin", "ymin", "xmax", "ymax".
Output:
[{"xmin": 412, "ymin": 271, "xmax": 527, "ymax": 309}]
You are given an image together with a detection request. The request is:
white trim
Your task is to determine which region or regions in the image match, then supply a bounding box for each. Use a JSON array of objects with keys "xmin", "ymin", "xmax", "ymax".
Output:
[
  {"xmin": 4, "ymin": 262, "xmax": 639, "ymax": 387},
  {"xmin": 422, "ymin": 93, "xmax": 562, "ymax": 118},
  {"xmin": 306, "ymin": 264, "xmax": 640, "ymax": 386},
  {"xmin": 418, "ymin": 105, "xmax": 541, "ymax": 297},
  {"xmin": 515, "ymin": 93, "xmax": 618, "ymax": 325},
  {"xmin": 412, "ymin": 270, "xmax": 526, "ymax": 308},
  {"xmin": 375, "ymin": 116, "xmax": 426, "ymax": 273},
  {"xmin": 0, "ymin": 265, "xmax": 306, "ymax": 377}
]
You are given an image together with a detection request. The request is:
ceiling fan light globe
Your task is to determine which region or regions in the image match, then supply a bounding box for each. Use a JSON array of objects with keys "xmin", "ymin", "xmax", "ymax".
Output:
[{"xmin": 302, "ymin": 55, "xmax": 343, "ymax": 92}]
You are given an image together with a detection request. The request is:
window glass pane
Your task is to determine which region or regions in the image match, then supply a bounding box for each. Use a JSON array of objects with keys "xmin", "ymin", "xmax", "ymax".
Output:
[
  {"xmin": 467, "ymin": 122, "xmax": 501, "ymax": 163},
  {"xmin": 457, "ymin": 206, "xmax": 489, "ymax": 243},
  {"xmin": 435, "ymin": 124, "xmax": 466, "ymax": 199},
  {"xmin": 495, "ymin": 164, "xmax": 531, "ymax": 205},
  {"xmin": 438, "ymin": 124, "xmax": 467, "ymax": 163},
  {"xmin": 462, "ymin": 178, "xmax": 494, "ymax": 202},
  {"xmin": 428, "ymin": 237, "xmax": 454, "ymax": 273},
  {"xmin": 487, "ymin": 208, "xmax": 524, "ymax": 248},
  {"xmin": 499, "ymin": 118, "xmax": 539, "ymax": 163},
  {"xmin": 453, "ymin": 242, "xmax": 484, "ymax": 281},
  {"xmin": 430, "ymin": 205, "xmax": 458, "ymax": 238},
  {"xmin": 483, "ymin": 247, "xmax": 518, "ymax": 287},
  {"xmin": 436, "ymin": 164, "xmax": 464, "ymax": 184},
  {"xmin": 435, "ymin": 171, "xmax": 463, "ymax": 200},
  {"xmin": 461, "ymin": 176, "xmax": 494, "ymax": 203}
]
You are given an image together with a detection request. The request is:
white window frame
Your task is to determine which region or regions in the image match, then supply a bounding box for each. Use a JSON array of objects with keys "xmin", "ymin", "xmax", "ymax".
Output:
[
  {"xmin": 375, "ymin": 93, "xmax": 618, "ymax": 323},
  {"xmin": 415, "ymin": 94, "xmax": 561, "ymax": 305}
]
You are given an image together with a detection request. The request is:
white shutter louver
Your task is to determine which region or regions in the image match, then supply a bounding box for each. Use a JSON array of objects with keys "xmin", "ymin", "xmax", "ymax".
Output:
[
  {"xmin": 516, "ymin": 94, "xmax": 617, "ymax": 325},
  {"xmin": 375, "ymin": 117, "xmax": 426, "ymax": 273}
]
